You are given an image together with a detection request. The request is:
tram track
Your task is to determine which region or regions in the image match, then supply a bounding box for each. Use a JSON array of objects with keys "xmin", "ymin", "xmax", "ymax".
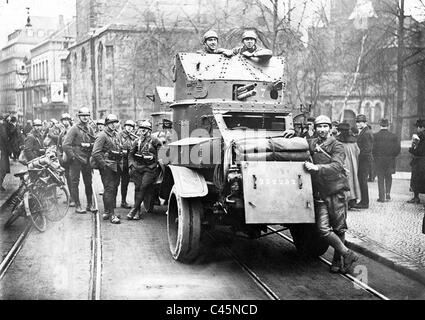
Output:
[
  {"xmin": 88, "ymin": 185, "xmax": 102, "ymax": 300},
  {"xmin": 267, "ymin": 226, "xmax": 391, "ymax": 301},
  {"xmin": 0, "ymin": 223, "xmax": 32, "ymax": 281}
]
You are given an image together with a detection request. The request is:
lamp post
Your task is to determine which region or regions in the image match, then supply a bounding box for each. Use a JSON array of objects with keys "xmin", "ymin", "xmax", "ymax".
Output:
[{"xmin": 16, "ymin": 65, "xmax": 29, "ymax": 122}]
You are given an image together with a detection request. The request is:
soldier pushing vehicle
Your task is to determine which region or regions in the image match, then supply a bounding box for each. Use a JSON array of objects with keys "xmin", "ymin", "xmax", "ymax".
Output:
[
  {"xmin": 304, "ymin": 115, "xmax": 359, "ymax": 274},
  {"xmin": 62, "ymin": 107, "xmax": 96, "ymax": 214}
]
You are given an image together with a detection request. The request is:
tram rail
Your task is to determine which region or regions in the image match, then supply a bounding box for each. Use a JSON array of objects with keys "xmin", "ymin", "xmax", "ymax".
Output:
[{"xmin": 267, "ymin": 226, "xmax": 391, "ymax": 301}]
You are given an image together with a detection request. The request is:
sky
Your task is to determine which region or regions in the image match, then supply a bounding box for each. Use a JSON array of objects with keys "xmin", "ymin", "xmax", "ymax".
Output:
[{"xmin": 0, "ymin": 0, "xmax": 76, "ymax": 48}]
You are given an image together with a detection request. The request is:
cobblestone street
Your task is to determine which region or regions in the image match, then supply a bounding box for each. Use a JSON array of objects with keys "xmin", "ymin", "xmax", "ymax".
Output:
[{"xmin": 347, "ymin": 175, "xmax": 425, "ymax": 268}]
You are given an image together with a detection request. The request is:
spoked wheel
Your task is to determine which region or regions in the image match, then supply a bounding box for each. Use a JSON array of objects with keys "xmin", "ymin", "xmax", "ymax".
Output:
[
  {"xmin": 167, "ymin": 186, "xmax": 202, "ymax": 263},
  {"xmin": 23, "ymin": 191, "xmax": 47, "ymax": 232},
  {"xmin": 289, "ymin": 224, "xmax": 329, "ymax": 257},
  {"xmin": 43, "ymin": 186, "xmax": 70, "ymax": 222}
]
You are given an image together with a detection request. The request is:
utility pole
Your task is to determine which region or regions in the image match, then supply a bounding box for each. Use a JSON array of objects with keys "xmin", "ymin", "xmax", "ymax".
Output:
[{"xmin": 395, "ymin": 0, "xmax": 405, "ymax": 139}]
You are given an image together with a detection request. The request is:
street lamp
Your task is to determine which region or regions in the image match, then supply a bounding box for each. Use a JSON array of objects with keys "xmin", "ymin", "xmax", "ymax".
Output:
[{"xmin": 16, "ymin": 65, "xmax": 29, "ymax": 122}]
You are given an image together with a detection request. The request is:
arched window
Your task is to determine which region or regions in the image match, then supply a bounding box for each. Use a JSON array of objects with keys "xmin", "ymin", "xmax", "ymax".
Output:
[
  {"xmin": 81, "ymin": 47, "xmax": 87, "ymax": 69},
  {"xmin": 363, "ymin": 101, "xmax": 372, "ymax": 122},
  {"xmin": 73, "ymin": 52, "xmax": 77, "ymax": 67},
  {"xmin": 374, "ymin": 102, "xmax": 382, "ymax": 122},
  {"xmin": 97, "ymin": 42, "xmax": 104, "ymax": 84}
]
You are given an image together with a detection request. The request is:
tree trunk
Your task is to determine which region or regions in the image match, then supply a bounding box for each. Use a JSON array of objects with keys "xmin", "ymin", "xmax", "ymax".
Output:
[{"xmin": 395, "ymin": 0, "xmax": 405, "ymax": 139}]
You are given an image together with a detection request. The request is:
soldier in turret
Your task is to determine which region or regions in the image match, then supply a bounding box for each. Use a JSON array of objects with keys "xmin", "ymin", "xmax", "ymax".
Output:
[
  {"xmin": 231, "ymin": 30, "xmax": 272, "ymax": 60},
  {"xmin": 198, "ymin": 30, "xmax": 233, "ymax": 56}
]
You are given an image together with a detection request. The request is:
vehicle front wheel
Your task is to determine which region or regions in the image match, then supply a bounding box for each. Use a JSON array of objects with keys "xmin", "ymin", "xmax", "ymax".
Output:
[
  {"xmin": 167, "ymin": 186, "xmax": 202, "ymax": 263},
  {"xmin": 24, "ymin": 191, "xmax": 47, "ymax": 232},
  {"xmin": 289, "ymin": 224, "xmax": 329, "ymax": 257}
]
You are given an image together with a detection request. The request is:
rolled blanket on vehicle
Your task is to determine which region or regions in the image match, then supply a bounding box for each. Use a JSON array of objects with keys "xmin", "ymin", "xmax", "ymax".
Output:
[{"xmin": 234, "ymin": 137, "xmax": 310, "ymax": 162}]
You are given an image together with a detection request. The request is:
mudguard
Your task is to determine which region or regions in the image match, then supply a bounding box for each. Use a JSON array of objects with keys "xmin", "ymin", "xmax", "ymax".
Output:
[{"xmin": 168, "ymin": 165, "xmax": 208, "ymax": 198}]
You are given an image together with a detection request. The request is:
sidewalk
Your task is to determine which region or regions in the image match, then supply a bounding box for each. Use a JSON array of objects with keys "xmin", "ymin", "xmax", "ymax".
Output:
[
  {"xmin": 346, "ymin": 174, "xmax": 425, "ymax": 285},
  {"xmin": 0, "ymin": 161, "xmax": 25, "ymax": 209}
]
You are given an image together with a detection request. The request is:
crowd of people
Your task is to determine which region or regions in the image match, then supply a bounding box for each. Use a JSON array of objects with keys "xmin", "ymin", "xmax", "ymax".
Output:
[
  {"xmin": 0, "ymin": 108, "xmax": 164, "ymax": 226},
  {"xmin": 296, "ymin": 114, "xmax": 402, "ymax": 210}
]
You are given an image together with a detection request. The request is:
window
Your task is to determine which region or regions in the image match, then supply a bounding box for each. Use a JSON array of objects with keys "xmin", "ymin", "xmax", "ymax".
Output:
[
  {"xmin": 81, "ymin": 47, "xmax": 87, "ymax": 69},
  {"xmin": 37, "ymin": 30, "xmax": 45, "ymax": 38},
  {"xmin": 61, "ymin": 59, "xmax": 67, "ymax": 77}
]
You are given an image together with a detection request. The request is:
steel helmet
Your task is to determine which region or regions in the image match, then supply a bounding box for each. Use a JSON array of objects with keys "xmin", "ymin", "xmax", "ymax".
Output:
[
  {"xmin": 61, "ymin": 113, "xmax": 72, "ymax": 121},
  {"xmin": 242, "ymin": 30, "xmax": 258, "ymax": 41},
  {"xmin": 77, "ymin": 107, "xmax": 91, "ymax": 117},
  {"xmin": 33, "ymin": 119, "xmax": 43, "ymax": 126},
  {"xmin": 96, "ymin": 118, "xmax": 105, "ymax": 125},
  {"xmin": 124, "ymin": 120, "xmax": 136, "ymax": 128},
  {"xmin": 314, "ymin": 115, "xmax": 332, "ymax": 127},
  {"xmin": 139, "ymin": 120, "xmax": 152, "ymax": 131},
  {"xmin": 105, "ymin": 114, "xmax": 119, "ymax": 125},
  {"xmin": 202, "ymin": 30, "xmax": 218, "ymax": 43},
  {"xmin": 50, "ymin": 118, "xmax": 58, "ymax": 124}
]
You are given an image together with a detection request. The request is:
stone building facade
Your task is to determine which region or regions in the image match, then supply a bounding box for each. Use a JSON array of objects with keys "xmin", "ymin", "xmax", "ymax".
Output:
[{"xmin": 69, "ymin": 0, "xmax": 263, "ymax": 121}]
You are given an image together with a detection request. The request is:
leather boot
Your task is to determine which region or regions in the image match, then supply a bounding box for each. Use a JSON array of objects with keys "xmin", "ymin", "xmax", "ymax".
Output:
[
  {"xmin": 341, "ymin": 250, "xmax": 359, "ymax": 274},
  {"xmin": 86, "ymin": 202, "xmax": 97, "ymax": 212},
  {"xmin": 127, "ymin": 208, "xmax": 139, "ymax": 220},
  {"xmin": 121, "ymin": 201, "xmax": 132, "ymax": 209},
  {"xmin": 75, "ymin": 204, "xmax": 86, "ymax": 214}
]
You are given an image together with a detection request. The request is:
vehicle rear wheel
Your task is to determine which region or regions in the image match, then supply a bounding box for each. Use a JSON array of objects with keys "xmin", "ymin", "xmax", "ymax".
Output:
[
  {"xmin": 167, "ymin": 186, "xmax": 202, "ymax": 263},
  {"xmin": 289, "ymin": 224, "xmax": 329, "ymax": 257},
  {"xmin": 24, "ymin": 191, "xmax": 47, "ymax": 232}
]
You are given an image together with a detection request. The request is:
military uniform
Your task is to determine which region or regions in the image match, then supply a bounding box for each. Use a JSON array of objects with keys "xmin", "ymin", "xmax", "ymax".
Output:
[
  {"xmin": 92, "ymin": 124, "xmax": 123, "ymax": 222},
  {"xmin": 62, "ymin": 121, "xmax": 96, "ymax": 211},
  {"xmin": 128, "ymin": 133, "xmax": 162, "ymax": 219},
  {"xmin": 118, "ymin": 128, "xmax": 136, "ymax": 207},
  {"xmin": 24, "ymin": 128, "xmax": 45, "ymax": 161},
  {"xmin": 57, "ymin": 117, "xmax": 73, "ymax": 204}
]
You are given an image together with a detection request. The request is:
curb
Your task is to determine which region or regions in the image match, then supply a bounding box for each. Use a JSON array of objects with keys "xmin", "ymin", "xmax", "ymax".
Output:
[{"xmin": 346, "ymin": 232, "xmax": 425, "ymax": 287}]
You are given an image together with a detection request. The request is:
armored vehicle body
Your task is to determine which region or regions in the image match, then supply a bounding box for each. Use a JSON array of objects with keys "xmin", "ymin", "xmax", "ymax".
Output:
[{"xmin": 158, "ymin": 52, "xmax": 328, "ymax": 262}]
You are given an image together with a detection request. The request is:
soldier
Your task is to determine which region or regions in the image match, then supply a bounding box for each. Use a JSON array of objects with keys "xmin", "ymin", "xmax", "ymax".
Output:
[
  {"xmin": 198, "ymin": 30, "xmax": 233, "ymax": 56},
  {"xmin": 373, "ymin": 118, "xmax": 401, "ymax": 202},
  {"xmin": 57, "ymin": 113, "xmax": 75, "ymax": 207},
  {"xmin": 127, "ymin": 120, "xmax": 162, "ymax": 220},
  {"xmin": 44, "ymin": 118, "xmax": 61, "ymax": 147},
  {"xmin": 62, "ymin": 107, "xmax": 96, "ymax": 214},
  {"xmin": 96, "ymin": 118, "xmax": 105, "ymax": 134},
  {"xmin": 304, "ymin": 115, "xmax": 358, "ymax": 274},
  {"xmin": 92, "ymin": 114, "xmax": 123, "ymax": 224},
  {"xmin": 23, "ymin": 119, "xmax": 45, "ymax": 162},
  {"xmin": 231, "ymin": 30, "xmax": 272, "ymax": 59},
  {"xmin": 352, "ymin": 114, "xmax": 373, "ymax": 209},
  {"xmin": 119, "ymin": 119, "xmax": 137, "ymax": 209}
]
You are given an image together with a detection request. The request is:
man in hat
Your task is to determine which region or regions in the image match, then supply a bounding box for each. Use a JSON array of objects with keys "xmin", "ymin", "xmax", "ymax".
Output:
[
  {"xmin": 304, "ymin": 115, "xmax": 358, "ymax": 274},
  {"xmin": 407, "ymin": 119, "xmax": 425, "ymax": 204},
  {"xmin": 0, "ymin": 115, "xmax": 11, "ymax": 192},
  {"xmin": 352, "ymin": 114, "xmax": 373, "ymax": 209},
  {"xmin": 336, "ymin": 122, "xmax": 361, "ymax": 209},
  {"xmin": 373, "ymin": 119, "xmax": 401, "ymax": 202},
  {"xmin": 301, "ymin": 117, "xmax": 317, "ymax": 140}
]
